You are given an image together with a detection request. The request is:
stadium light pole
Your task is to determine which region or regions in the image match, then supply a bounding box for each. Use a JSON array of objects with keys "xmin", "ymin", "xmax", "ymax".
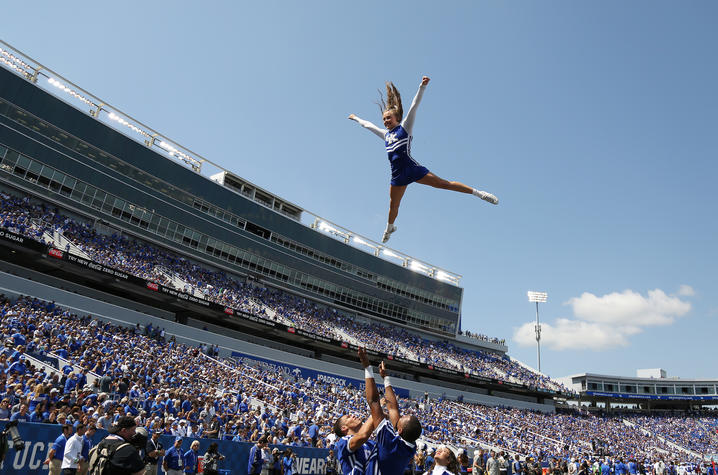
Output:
[{"xmin": 527, "ymin": 291, "xmax": 548, "ymax": 373}]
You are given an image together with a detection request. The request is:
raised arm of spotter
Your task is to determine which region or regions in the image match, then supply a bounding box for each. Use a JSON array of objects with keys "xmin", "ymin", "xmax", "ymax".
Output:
[
  {"xmin": 359, "ymin": 347, "xmax": 385, "ymax": 429},
  {"xmin": 379, "ymin": 361, "xmax": 400, "ymax": 428},
  {"xmin": 348, "ymin": 414, "xmax": 374, "ymax": 452}
]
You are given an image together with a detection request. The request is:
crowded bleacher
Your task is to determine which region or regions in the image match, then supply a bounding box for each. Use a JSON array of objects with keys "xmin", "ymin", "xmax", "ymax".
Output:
[
  {"xmin": 1, "ymin": 39, "xmax": 716, "ymax": 475},
  {"xmin": 0, "ymin": 191, "xmax": 567, "ymax": 392},
  {"xmin": 0, "ymin": 293, "xmax": 716, "ymax": 469}
]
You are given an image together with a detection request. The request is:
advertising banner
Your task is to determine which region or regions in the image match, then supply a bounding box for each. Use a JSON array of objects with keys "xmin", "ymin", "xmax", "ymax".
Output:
[
  {"xmin": 0, "ymin": 229, "xmax": 46, "ymax": 252},
  {"xmin": 0, "ymin": 421, "xmax": 329, "ymax": 474},
  {"xmin": 585, "ymin": 391, "xmax": 718, "ymax": 401}
]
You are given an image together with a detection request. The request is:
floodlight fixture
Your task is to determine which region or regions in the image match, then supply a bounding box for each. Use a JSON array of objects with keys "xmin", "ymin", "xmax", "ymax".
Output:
[
  {"xmin": 108, "ymin": 112, "xmax": 151, "ymax": 137},
  {"xmin": 312, "ymin": 220, "xmax": 351, "ymax": 244},
  {"xmin": 435, "ymin": 270, "xmax": 459, "ymax": 284},
  {"xmin": 48, "ymin": 77, "xmax": 97, "ymax": 109},
  {"xmin": 0, "ymin": 55, "xmax": 26, "ymax": 77},
  {"xmin": 409, "ymin": 260, "xmax": 432, "ymax": 275},
  {"xmin": 352, "ymin": 235, "xmax": 380, "ymax": 255},
  {"xmin": 527, "ymin": 291, "xmax": 548, "ymax": 303},
  {"xmin": 381, "ymin": 249, "xmax": 410, "ymax": 265},
  {"xmin": 158, "ymin": 140, "xmax": 178, "ymax": 154},
  {"xmin": 527, "ymin": 290, "xmax": 547, "ymax": 372},
  {"xmin": 409, "ymin": 260, "xmax": 427, "ymax": 272},
  {"xmin": 318, "ymin": 221, "xmax": 336, "ymax": 233},
  {"xmin": 381, "ymin": 249, "xmax": 399, "ymax": 259},
  {"xmin": 0, "ymin": 47, "xmax": 32, "ymax": 71},
  {"xmin": 157, "ymin": 140, "xmax": 202, "ymax": 171},
  {"xmin": 0, "ymin": 47, "xmax": 32, "ymax": 79}
]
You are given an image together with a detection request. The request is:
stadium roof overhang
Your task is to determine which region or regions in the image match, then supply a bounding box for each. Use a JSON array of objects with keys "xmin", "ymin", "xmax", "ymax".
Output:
[{"xmin": 0, "ymin": 40, "xmax": 463, "ymax": 287}]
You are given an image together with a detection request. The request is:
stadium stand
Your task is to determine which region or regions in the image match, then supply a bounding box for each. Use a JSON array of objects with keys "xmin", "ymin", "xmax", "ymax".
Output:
[
  {"xmin": 0, "ymin": 41, "xmax": 716, "ymax": 475},
  {"xmin": 0, "ymin": 190, "xmax": 566, "ymax": 392},
  {"xmin": 0, "ymin": 294, "xmax": 715, "ymax": 467}
]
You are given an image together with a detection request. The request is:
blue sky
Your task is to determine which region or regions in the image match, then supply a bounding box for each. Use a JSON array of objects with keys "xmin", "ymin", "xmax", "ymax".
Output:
[{"xmin": 4, "ymin": 2, "xmax": 717, "ymax": 379}]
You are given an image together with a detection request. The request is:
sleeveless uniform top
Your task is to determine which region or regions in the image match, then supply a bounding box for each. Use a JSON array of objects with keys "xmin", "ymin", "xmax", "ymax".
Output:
[
  {"xmin": 366, "ymin": 418, "xmax": 417, "ymax": 475},
  {"xmin": 384, "ymin": 126, "xmax": 428, "ymax": 186},
  {"xmin": 336, "ymin": 436, "xmax": 375, "ymax": 475}
]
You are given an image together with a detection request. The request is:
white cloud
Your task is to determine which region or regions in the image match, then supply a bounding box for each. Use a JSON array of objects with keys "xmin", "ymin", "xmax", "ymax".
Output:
[
  {"xmin": 513, "ymin": 288, "xmax": 692, "ymax": 351},
  {"xmin": 514, "ymin": 319, "xmax": 634, "ymax": 350},
  {"xmin": 567, "ymin": 289, "xmax": 691, "ymax": 327},
  {"xmin": 678, "ymin": 284, "xmax": 695, "ymax": 297}
]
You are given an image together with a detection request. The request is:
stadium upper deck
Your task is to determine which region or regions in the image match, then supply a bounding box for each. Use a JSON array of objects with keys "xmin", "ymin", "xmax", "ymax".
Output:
[
  {"xmin": 561, "ymin": 372, "xmax": 718, "ymax": 409},
  {"xmin": 0, "ymin": 41, "xmax": 471, "ymax": 338}
]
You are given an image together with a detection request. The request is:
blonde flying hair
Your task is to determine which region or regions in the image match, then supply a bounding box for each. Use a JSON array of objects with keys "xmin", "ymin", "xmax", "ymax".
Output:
[{"xmin": 377, "ymin": 82, "xmax": 403, "ymax": 120}]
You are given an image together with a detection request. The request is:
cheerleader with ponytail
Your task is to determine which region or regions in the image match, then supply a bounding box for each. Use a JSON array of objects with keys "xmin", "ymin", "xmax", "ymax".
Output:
[
  {"xmin": 423, "ymin": 446, "xmax": 460, "ymax": 475},
  {"xmin": 349, "ymin": 76, "xmax": 498, "ymax": 243}
]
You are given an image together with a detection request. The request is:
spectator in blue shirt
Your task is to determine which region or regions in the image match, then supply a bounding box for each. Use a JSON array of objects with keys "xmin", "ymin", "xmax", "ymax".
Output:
[
  {"xmin": 8, "ymin": 346, "xmax": 25, "ymax": 363},
  {"xmin": 163, "ymin": 437, "xmax": 184, "ymax": 475},
  {"xmin": 5, "ymin": 357, "xmax": 27, "ymax": 376},
  {"xmin": 9, "ymin": 403, "xmax": 29, "ymax": 421},
  {"xmin": 29, "ymin": 403, "xmax": 45, "ymax": 423},
  {"xmin": 247, "ymin": 436, "xmax": 268, "ymax": 475},
  {"xmin": 11, "ymin": 332, "xmax": 25, "ymax": 346},
  {"xmin": 43, "ymin": 424, "xmax": 73, "ymax": 475},
  {"xmin": 307, "ymin": 420, "xmax": 319, "ymax": 447},
  {"xmin": 183, "ymin": 440, "xmax": 200, "ymax": 475},
  {"xmin": 617, "ymin": 459, "xmax": 627, "ymax": 475},
  {"xmin": 76, "ymin": 368, "xmax": 88, "ymax": 389},
  {"xmin": 283, "ymin": 448, "xmax": 297, "ymax": 475},
  {"xmin": 64, "ymin": 373, "xmax": 78, "ymax": 394},
  {"xmin": 79, "ymin": 425, "xmax": 96, "ymax": 475},
  {"xmin": 0, "ymin": 399, "xmax": 10, "ymax": 420},
  {"xmin": 124, "ymin": 399, "xmax": 139, "ymax": 417}
]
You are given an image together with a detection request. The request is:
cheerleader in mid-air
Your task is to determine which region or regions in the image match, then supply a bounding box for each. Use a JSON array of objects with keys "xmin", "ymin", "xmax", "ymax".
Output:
[{"xmin": 349, "ymin": 76, "xmax": 498, "ymax": 244}]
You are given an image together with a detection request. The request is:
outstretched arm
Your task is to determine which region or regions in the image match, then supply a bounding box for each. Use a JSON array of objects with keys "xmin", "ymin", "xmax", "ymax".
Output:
[
  {"xmin": 401, "ymin": 76, "xmax": 430, "ymax": 134},
  {"xmin": 348, "ymin": 114, "xmax": 386, "ymax": 139},
  {"xmin": 359, "ymin": 347, "xmax": 385, "ymax": 429},
  {"xmin": 379, "ymin": 361, "xmax": 400, "ymax": 428},
  {"xmin": 348, "ymin": 415, "xmax": 374, "ymax": 452}
]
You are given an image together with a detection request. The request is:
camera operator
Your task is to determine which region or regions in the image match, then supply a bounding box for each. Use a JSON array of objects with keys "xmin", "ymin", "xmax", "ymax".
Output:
[
  {"xmin": 130, "ymin": 427, "xmax": 149, "ymax": 460},
  {"xmin": 202, "ymin": 442, "xmax": 225, "ymax": 475},
  {"xmin": 93, "ymin": 415, "xmax": 145, "ymax": 475},
  {"xmin": 326, "ymin": 449, "xmax": 338, "ymax": 475},
  {"xmin": 268, "ymin": 448, "xmax": 282, "ymax": 475},
  {"xmin": 0, "ymin": 420, "xmax": 25, "ymax": 464}
]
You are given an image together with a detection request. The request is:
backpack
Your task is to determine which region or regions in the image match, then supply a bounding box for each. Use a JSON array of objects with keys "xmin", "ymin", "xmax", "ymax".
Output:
[{"xmin": 88, "ymin": 437, "xmax": 131, "ymax": 475}]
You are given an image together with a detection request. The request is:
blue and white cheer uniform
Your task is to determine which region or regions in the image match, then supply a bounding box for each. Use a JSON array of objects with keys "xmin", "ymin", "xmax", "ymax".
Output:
[{"xmin": 352, "ymin": 84, "xmax": 430, "ymax": 186}]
